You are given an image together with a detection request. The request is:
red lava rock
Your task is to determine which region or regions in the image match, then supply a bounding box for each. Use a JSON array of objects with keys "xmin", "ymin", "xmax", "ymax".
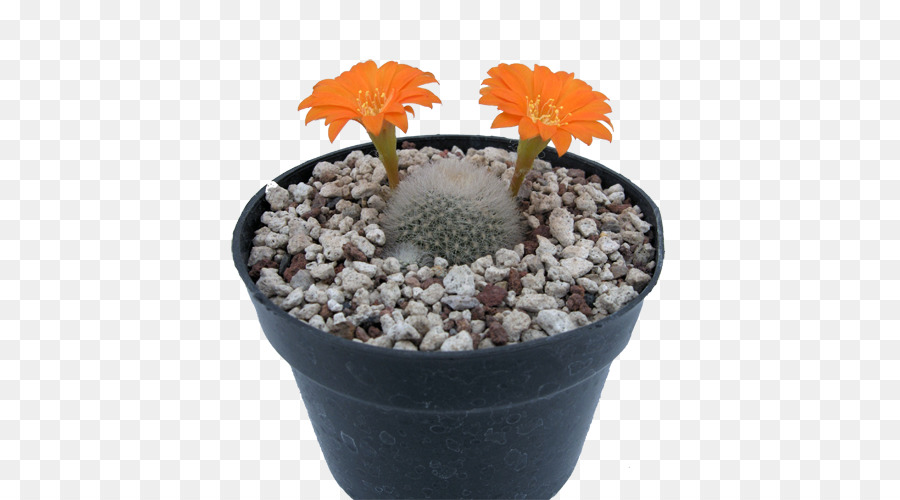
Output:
[
  {"xmin": 441, "ymin": 307, "xmax": 450, "ymax": 319},
  {"xmin": 570, "ymin": 285, "xmax": 585, "ymax": 296},
  {"xmin": 558, "ymin": 184, "xmax": 567, "ymax": 196},
  {"xmin": 607, "ymin": 203, "xmax": 632, "ymax": 214},
  {"xmin": 311, "ymin": 195, "xmax": 327, "ymax": 210},
  {"xmin": 456, "ymin": 318, "xmax": 471, "ymax": 334},
  {"xmin": 587, "ymin": 234, "xmax": 600, "ymax": 242},
  {"xmin": 530, "ymin": 225, "xmax": 552, "ymax": 239},
  {"xmin": 570, "ymin": 177, "xmax": 587, "ymax": 185},
  {"xmin": 367, "ymin": 325, "xmax": 383, "ymax": 338},
  {"xmin": 249, "ymin": 259, "xmax": 279, "ymax": 280},
  {"xmin": 319, "ymin": 307, "xmax": 333, "ymax": 320},
  {"xmin": 401, "ymin": 141, "xmax": 416, "ymax": 149},
  {"xmin": 283, "ymin": 254, "xmax": 308, "ymax": 282},
  {"xmin": 476, "ymin": 284, "xmax": 507, "ymax": 307},
  {"xmin": 488, "ymin": 322, "xmax": 509, "ymax": 345},
  {"xmin": 443, "ymin": 319, "xmax": 456, "ymax": 331},
  {"xmin": 421, "ymin": 277, "xmax": 442, "ymax": 289},
  {"xmin": 568, "ymin": 168, "xmax": 586, "ymax": 178},
  {"xmin": 330, "ymin": 322, "xmax": 355, "ymax": 339},
  {"xmin": 587, "ymin": 174, "xmax": 602, "ymax": 183},
  {"xmin": 523, "ymin": 240, "xmax": 538, "ymax": 255},
  {"xmin": 470, "ymin": 306, "xmax": 485, "ymax": 321},
  {"xmin": 507, "ymin": 269, "xmax": 524, "ymax": 294},
  {"xmin": 334, "ymin": 264, "xmax": 344, "ymax": 275},
  {"xmin": 566, "ymin": 294, "xmax": 593, "ymax": 316},
  {"xmin": 355, "ymin": 326, "xmax": 370, "ymax": 342},
  {"xmin": 469, "ymin": 331, "xmax": 481, "ymax": 349},
  {"xmin": 301, "ymin": 207, "xmax": 320, "ymax": 219},
  {"xmin": 566, "ymin": 293, "xmax": 586, "ymax": 312},
  {"xmin": 343, "ymin": 242, "xmax": 368, "ymax": 262},
  {"xmin": 405, "ymin": 276, "xmax": 421, "ymax": 288}
]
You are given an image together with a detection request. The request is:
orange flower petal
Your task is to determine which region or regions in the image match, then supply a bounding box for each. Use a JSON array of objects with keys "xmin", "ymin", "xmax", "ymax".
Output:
[
  {"xmin": 536, "ymin": 121, "xmax": 556, "ymax": 142},
  {"xmin": 551, "ymin": 130, "xmax": 572, "ymax": 156},
  {"xmin": 384, "ymin": 110, "xmax": 409, "ymax": 133},
  {"xmin": 360, "ymin": 114, "xmax": 384, "ymax": 136},
  {"xmin": 328, "ymin": 118, "xmax": 351, "ymax": 142},
  {"xmin": 518, "ymin": 116, "xmax": 540, "ymax": 140},
  {"xmin": 491, "ymin": 112, "xmax": 521, "ymax": 129}
]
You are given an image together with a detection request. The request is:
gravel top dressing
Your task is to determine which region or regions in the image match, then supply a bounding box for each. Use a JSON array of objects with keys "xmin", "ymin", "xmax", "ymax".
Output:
[{"xmin": 246, "ymin": 144, "xmax": 657, "ymax": 351}]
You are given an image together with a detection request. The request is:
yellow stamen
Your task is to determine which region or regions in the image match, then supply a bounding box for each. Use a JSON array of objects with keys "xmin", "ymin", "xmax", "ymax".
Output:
[
  {"xmin": 357, "ymin": 88, "xmax": 388, "ymax": 116},
  {"xmin": 526, "ymin": 94, "xmax": 570, "ymax": 126}
]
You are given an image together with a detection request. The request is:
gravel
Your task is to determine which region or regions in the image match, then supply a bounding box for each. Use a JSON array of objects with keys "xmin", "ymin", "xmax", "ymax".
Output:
[{"xmin": 247, "ymin": 145, "xmax": 657, "ymax": 350}]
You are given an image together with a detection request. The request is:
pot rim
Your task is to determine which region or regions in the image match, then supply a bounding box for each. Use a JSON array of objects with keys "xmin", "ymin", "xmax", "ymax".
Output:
[{"xmin": 233, "ymin": 134, "xmax": 664, "ymax": 359}]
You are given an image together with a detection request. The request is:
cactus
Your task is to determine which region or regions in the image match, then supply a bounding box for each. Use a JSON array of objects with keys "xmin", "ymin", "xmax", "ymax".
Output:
[{"xmin": 383, "ymin": 159, "xmax": 524, "ymax": 265}]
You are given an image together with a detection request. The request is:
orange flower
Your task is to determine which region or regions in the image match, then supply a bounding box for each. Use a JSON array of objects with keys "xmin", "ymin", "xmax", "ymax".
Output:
[
  {"xmin": 479, "ymin": 63, "xmax": 612, "ymax": 156},
  {"xmin": 480, "ymin": 63, "xmax": 613, "ymax": 195},
  {"xmin": 299, "ymin": 60, "xmax": 441, "ymax": 188}
]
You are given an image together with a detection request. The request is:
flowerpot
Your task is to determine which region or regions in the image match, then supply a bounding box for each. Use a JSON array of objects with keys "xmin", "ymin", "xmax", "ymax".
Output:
[{"xmin": 232, "ymin": 134, "xmax": 664, "ymax": 499}]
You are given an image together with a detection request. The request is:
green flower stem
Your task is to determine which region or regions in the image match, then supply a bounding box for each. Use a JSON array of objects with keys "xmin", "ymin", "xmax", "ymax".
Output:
[
  {"xmin": 509, "ymin": 136, "xmax": 550, "ymax": 196},
  {"xmin": 369, "ymin": 124, "xmax": 399, "ymax": 189}
]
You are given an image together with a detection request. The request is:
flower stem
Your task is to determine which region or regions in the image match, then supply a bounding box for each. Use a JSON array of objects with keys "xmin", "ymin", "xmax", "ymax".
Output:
[
  {"xmin": 369, "ymin": 124, "xmax": 399, "ymax": 189},
  {"xmin": 509, "ymin": 136, "xmax": 550, "ymax": 196}
]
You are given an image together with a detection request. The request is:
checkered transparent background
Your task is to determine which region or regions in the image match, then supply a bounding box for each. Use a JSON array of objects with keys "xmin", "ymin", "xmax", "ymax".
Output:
[{"xmin": 2, "ymin": 0, "xmax": 898, "ymax": 498}]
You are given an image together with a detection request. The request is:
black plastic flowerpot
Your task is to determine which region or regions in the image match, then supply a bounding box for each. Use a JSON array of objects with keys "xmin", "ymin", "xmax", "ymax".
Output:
[{"xmin": 233, "ymin": 135, "xmax": 664, "ymax": 499}]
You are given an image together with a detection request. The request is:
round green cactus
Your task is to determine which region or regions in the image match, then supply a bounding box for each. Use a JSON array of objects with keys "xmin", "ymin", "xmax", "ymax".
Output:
[{"xmin": 383, "ymin": 159, "xmax": 524, "ymax": 265}]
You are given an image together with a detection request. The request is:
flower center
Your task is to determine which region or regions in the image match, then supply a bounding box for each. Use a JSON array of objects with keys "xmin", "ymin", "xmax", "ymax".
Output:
[
  {"xmin": 357, "ymin": 88, "xmax": 387, "ymax": 116},
  {"xmin": 526, "ymin": 95, "xmax": 569, "ymax": 126}
]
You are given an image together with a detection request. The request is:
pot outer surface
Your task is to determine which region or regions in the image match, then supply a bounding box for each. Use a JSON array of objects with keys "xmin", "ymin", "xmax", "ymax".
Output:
[{"xmin": 233, "ymin": 135, "xmax": 665, "ymax": 499}]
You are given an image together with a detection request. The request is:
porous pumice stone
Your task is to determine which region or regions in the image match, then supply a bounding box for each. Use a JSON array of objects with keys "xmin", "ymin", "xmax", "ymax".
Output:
[{"xmin": 248, "ymin": 145, "xmax": 657, "ymax": 351}]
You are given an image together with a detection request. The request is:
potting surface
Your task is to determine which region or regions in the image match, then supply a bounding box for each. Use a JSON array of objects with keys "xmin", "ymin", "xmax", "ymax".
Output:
[{"xmin": 245, "ymin": 144, "xmax": 658, "ymax": 351}]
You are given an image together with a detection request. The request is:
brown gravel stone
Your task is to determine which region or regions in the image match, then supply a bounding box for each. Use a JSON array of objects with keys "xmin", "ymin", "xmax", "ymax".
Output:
[
  {"xmin": 421, "ymin": 277, "xmax": 442, "ymax": 289},
  {"xmin": 401, "ymin": 141, "xmax": 416, "ymax": 149},
  {"xmin": 476, "ymin": 284, "xmax": 507, "ymax": 307},
  {"xmin": 507, "ymin": 269, "xmax": 523, "ymax": 294},
  {"xmin": 566, "ymin": 293, "xmax": 592, "ymax": 316},
  {"xmin": 283, "ymin": 254, "xmax": 308, "ymax": 282},
  {"xmin": 488, "ymin": 322, "xmax": 509, "ymax": 345},
  {"xmin": 470, "ymin": 306, "xmax": 486, "ymax": 321},
  {"xmin": 570, "ymin": 285, "xmax": 585, "ymax": 296},
  {"xmin": 355, "ymin": 326, "xmax": 370, "ymax": 342},
  {"xmin": 468, "ymin": 331, "xmax": 481, "ymax": 349},
  {"xmin": 330, "ymin": 322, "xmax": 355, "ymax": 339},
  {"xmin": 568, "ymin": 168, "xmax": 586, "ymax": 178},
  {"xmin": 405, "ymin": 276, "xmax": 421, "ymax": 288},
  {"xmin": 367, "ymin": 325, "xmax": 383, "ymax": 338},
  {"xmin": 342, "ymin": 242, "xmax": 368, "ymax": 262},
  {"xmin": 319, "ymin": 307, "xmax": 332, "ymax": 320},
  {"xmin": 455, "ymin": 318, "xmax": 471, "ymax": 334},
  {"xmin": 523, "ymin": 240, "xmax": 538, "ymax": 255},
  {"xmin": 531, "ymin": 225, "xmax": 552, "ymax": 239},
  {"xmin": 249, "ymin": 258, "xmax": 279, "ymax": 280},
  {"xmin": 607, "ymin": 203, "xmax": 632, "ymax": 214},
  {"xmin": 587, "ymin": 174, "xmax": 602, "ymax": 183}
]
